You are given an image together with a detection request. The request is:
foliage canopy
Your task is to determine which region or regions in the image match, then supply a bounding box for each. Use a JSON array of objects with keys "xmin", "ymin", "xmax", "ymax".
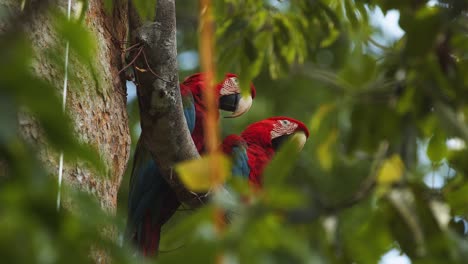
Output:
[{"xmin": 1, "ymin": 0, "xmax": 468, "ymax": 263}]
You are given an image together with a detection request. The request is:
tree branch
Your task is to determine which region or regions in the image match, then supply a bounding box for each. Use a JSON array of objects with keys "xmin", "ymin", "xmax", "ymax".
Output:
[{"xmin": 128, "ymin": 0, "xmax": 202, "ymax": 207}]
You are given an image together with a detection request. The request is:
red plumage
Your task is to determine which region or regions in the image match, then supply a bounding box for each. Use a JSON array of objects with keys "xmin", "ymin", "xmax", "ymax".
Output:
[
  {"xmin": 181, "ymin": 73, "xmax": 256, "ymax": 152},
  {"xmin": 126, "ymin": 72, "xmax": 256, "ymax": 257},
  {"xmin": 223, "ymin": 116, "xmax": 309, "ymax": 186}
]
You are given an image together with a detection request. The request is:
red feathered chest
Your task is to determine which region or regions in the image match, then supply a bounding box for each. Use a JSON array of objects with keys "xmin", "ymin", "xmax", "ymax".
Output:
[
  {"xmin": 189, "ymin": 85, "xmax": 220, "ymax": 154},
  {"xmin": 245, "ymin": 144, "xmax": 275, "ymax": 186}
]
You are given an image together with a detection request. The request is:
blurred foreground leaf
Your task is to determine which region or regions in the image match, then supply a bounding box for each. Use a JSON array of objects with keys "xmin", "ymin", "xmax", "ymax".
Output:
[
  {"xmin": 176, "ymin": 153, "xmax": 231, "ymax": 192},
  {"xmin": 377, "ymin": 154, "xmax": 404, "ymax": 185}
]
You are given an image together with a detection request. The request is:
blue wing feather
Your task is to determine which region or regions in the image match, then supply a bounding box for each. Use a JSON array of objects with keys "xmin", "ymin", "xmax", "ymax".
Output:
[
  {"xmin": 230, "ymin": 146, "xmax": 250, "ymax": 179},
  {"xmin": 127, "ymin": 139, "xmax": 160, "ymax": 230},
  {"xmin": 182, "ymin": 91, "xmax": 196, "ymax": 133},
  {"xmin": 126, "ymin": 139, "xmax": 179, "ymax": 254},
  {"xmin": 126, "ymin": 85, "xmax": 196, "ymax": 254}
]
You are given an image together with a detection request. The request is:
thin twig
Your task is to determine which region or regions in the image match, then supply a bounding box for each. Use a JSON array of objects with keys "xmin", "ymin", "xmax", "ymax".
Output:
[
  {"xmin": 122, "ymin": 42, "xmax": 142, "ymax": 54},
  {"xmin": 103, "ymin": 22, "xmax": 131, "ymax": 49},
  {"xmin": 118, "ymin": 46, "xmax": 143, "ymax": 75},
  {"xmin": 159, "ymin": 243, "xmax": 186, "ymax": 253},
  {"xmin": 368, "ymin": 37, "xmax": 392, "ymax": 51},
  {"xmin": 141, "ymin": 49, "xmax": 171, "ymax": 83}
]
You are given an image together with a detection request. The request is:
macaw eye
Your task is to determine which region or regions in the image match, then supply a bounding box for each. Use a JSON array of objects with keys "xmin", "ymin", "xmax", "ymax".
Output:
[
  {"xmin": 280, "ymin": 120, "xmax": 290, "ymax": 126},
  {"xmin": 221, "ymin": 77, "xmax": 240, "ymax": 96},
  {"xmin": 230, "ymin": 77, "xmax": 239, "ymax": 86}
]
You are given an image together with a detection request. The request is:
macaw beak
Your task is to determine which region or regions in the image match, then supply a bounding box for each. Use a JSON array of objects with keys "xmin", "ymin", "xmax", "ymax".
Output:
[
  {"xmin": 292, "ymin": 131, "xmax": 307, "ymax": 151},
  {"xmin": 272, "ymin": 131, "xmax": 308, "ymax": 151},
  {"xmin": 221, "ymin": 94, "xmax": 253, "ymax": 118},
  {"xmin": 219, "ymin": 94, "xmax": 239, "ymax": 112}
]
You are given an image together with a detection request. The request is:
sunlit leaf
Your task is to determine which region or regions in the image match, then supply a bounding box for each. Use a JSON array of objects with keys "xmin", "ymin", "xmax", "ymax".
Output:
[
  {"xmin": 320, "ymin": 28, "xmax": 340, "ymax": 48},
  {"xmin": 310, "ymin": 103, "xmax": 335, "ymax": 132},
  {"xmin": 427, "ymin": 132, "xmax": 447, "ymax": 164},
  {"xmin": 377, "ymin": 154, "xmax": 404, "ymax": 185},
  {"xmin": 4, "ymin": 0, "xmax": 468, "ymax": 262},
  {"xmin": 176, "ymin": 153, "xmax": 231, "ymax": 192},
  {"xmin": 317, "ymin": 129, "xmax": 337, "ymax": 171}
]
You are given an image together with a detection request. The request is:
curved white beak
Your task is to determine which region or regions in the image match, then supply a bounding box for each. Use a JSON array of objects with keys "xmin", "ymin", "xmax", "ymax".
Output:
[
  {"xmin": 292, "ymin": 131, "xmax": 307, "ymax": 151},
  {"xmin": 225, "ymin": 95, "xmax": 253, "ymax": 118}
]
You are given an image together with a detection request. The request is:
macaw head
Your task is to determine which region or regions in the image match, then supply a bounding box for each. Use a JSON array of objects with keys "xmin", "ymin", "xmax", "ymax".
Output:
[
  {"xmin": 217, "ymin": 73, "xmax": 256, "ymax": 118},
  {"xmin": 182, "ymin": 73, "xmax": 256, "ymax": 118},
  {"xmin": 241, "ymin": 116, "xmax": 309, "ymax": 152}
]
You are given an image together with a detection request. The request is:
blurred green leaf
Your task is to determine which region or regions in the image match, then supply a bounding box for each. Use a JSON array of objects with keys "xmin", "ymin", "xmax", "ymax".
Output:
[
  {"xmin": 103, "ymin": 0, "xmax": 113, "ymax": 12},
  {"xmin": 401, "ymin": 7, "xmax": 442, "ymax": 59},
  {"xmin": 132, "ymin": 0, "xmax": 158, "ymax": 21},
  {"xmin": 53, "ymin": 13, "xmax": 96, "ymax": 63},
  {"xmin": 427, "ymin": 132, "xmax": 448, "ymax": 164},
  {"xmin": 263, "ymin": 133, "xmax": 308, "ymax": 187},
  {"xmin": 161, "ymin": 206, "xmax": 214, "ymax": 247},
  {"xmin": 340, "ymin": 51, "xmax": 377, "ymax": 87},
  {"xmin": 4, "ymin": 0, "xmax": 468, "ymax": 263},
  {"xmin": 317, "ymin": 129, "xmax": 337, "ymax": 171},
  {"xmin": 262, "ymin": 186, "xmax": 305, "ymax": 210},
  {"xmin": 310, "ymin": 103, "xmax": 335, "ymax": 132},
  {"xmin": 341, "ymin": 200, "xmax": 393, "ymax": 263},
  {"xmin": 377, "ymin": 154, "xmax": 404, "ymax": 185},
  {"xmin": 176, "ymin": 153, "xmax": 231, "ymax": 192}
]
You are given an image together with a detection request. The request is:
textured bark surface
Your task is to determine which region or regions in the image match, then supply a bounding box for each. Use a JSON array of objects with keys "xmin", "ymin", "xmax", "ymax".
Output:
[
  {"xmin": 129, "ymin": 0, "xmax": 202, "ymax": 207},
  {"xmin": 1, "ymin": 0, "xmax": 130, "ymax": 214}
]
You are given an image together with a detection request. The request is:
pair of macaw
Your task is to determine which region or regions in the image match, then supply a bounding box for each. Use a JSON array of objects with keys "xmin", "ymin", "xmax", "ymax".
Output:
[{"xmin": 126, "ymin": 73, "xmax": 309, "ymax": 256}]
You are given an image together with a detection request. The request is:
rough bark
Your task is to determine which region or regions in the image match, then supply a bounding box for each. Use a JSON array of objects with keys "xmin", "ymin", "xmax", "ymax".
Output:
[
  {"xmin": 129, "ymin": 0, "xmax": 202, "ymax": 207},
  {"xmin": 1, "ymin": 0, "xmax": 130, "ymax": 213}
]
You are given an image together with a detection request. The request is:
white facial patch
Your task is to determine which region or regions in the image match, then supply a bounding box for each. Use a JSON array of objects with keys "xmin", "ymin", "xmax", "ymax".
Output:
[
  {"xmin": 270, "ymin": 120, "xmax": 298, "ymax": 139},
  {"xmin": 220, "ymin": 77, "xmax": 240, "ymax": 95}
]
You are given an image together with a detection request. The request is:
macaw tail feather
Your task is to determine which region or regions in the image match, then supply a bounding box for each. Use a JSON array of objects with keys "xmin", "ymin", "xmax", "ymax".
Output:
[
  {"xmin": 140, "ymin": 212, "xmax": 162, "ymax": 257},
  {"xmin": 129, "ymin": 188, "xmax": 181, "ymax": 257}
]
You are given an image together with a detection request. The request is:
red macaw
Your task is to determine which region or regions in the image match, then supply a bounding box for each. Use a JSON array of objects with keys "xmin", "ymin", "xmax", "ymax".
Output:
[
  {"xmin": 222, "ymin": 117, "xmax": 309, "ymax": 186},
  {"xmin": 126, "ymin": 73, "xmax": 256, "ymax": 256}
]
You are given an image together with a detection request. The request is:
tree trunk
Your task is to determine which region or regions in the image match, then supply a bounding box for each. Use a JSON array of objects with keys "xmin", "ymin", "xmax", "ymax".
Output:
[
  {"xmin": 129, "ymin": 0, "xmax": 203, "ymax": 207},
  {"xmin": 4, "ymin": 0, "xmax": 130, "ymax": 213}
]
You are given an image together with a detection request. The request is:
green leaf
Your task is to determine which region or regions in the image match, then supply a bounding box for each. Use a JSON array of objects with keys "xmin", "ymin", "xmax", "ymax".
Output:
[
  {"xmin": 176, "ymin": 153, "xmax": 232, "ymax": 192},
  {"xmin": 340, "ymin": 51, "xmax": 377, "ymax": 87},
  {"xmin": 161, "ymin": 206, "xmax": 214, "ymax": 247},
  {"xmin": 320, "ymin": 28, "xmax": 340, "ymax": 48},
  {"xmin": 263, "ymin": 132, "xmax": 309, "ymax": 187},
  {"xmin": 427, "ymin": 132, "xmax": 448, "ymax": 164},
  {"xmin": 446, "ymin": 182, "xmax": 468, "ymax": 216},
  {"xmin": 262, "ymin": 186, "xmax": 305, "ymax": 209},
  {"xmin": 132, "ymin": 0, "xmax": 158, "ymax": 21},
  {"xmin": 402, "ymin": 7, "xmax": 442, "ymax": 58},
  {"xmin": 53, "ymin": 14, "xmax": 96, "ymax": 63},
  {"xmin": 341, "ymin": 201, "xmax": 393, "ymax": 263},
  {"xmin": 310, "ymin": 103, "xmax": 335, "ymax": 132},
  {"xmin": 396, "ymin": 86, "xmax": 416, "ymax": 114},
  {"xmin": 377, "ymin": 154, "xmax": 404, "ymax": 185},
  {"xmin": 103, "ymin": 0, "xmax": 113, "ymax": 12},
  {"xmin": 243, "ymin": 38, "xmax": 257, "ymax": 62},
  {"xmin": 344, "ymin": 0, "xmax": 359, "ymax": 29},
  {"xmin": 317, "ymin": 129, "xmax": 337, "ymax": 171}
]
